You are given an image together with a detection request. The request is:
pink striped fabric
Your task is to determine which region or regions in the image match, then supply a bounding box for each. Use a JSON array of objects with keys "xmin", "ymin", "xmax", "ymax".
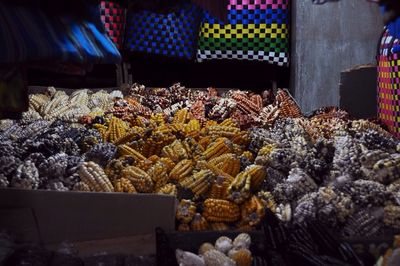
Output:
[{"xmin": 228, "ymin": 0, "xmax": 288, "ymax": 10}]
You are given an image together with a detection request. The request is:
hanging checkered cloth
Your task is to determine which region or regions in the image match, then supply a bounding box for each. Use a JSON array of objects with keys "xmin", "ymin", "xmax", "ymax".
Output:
[
  {"xmin": 100, "ymin": 1, "xmax": 126, "ymax": 49},
  {"xmin": 197, "ymin": 0, "xmax": 289, "ymax": 66},
  {"xmin": 124, "ymin": 3, "xmax": 203, "ymax": 60},
  {"xmin": 378, "ymin": 27, "xmax": 400, "ymax": 138}
]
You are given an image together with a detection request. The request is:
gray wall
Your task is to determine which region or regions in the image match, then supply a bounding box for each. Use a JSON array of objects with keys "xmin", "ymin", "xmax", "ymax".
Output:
[{"xmin": 291, "ymin": 0, "xmax": 383, "ymax": 113}]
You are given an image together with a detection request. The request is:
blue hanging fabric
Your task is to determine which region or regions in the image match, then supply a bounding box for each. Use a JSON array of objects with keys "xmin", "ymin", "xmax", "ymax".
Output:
[
  {"xmin": 0, "ymin": 2, "xmax": 121, "ymax": 65},
  {"xmin": 124, "ymin": 2, "xmax": 203, "ymax": 60}
]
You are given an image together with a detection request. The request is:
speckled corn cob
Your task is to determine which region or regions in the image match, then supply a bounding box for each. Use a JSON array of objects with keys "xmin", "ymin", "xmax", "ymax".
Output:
[
  {"xmin": 118, "ymin": 144, "xmax": 146, "ymax": 161},
  {"xmin": 257, "ymin": 191, "xmax": 277, "ymax": 213},
  {"xmin": 176, "ymin": 199, "xmax": 197, "ymax": 223},
  {"xmin": 227, "ymin": 172, "xmax": 252, "ymax": 204},
  {"xmin": 179, "ymin": 170, "xmax": 215, "ymax": 198},
  {"xmin": 203, "ymin": 138, "xmax": 233, "ymax": 160},
  {"xmin": 121, "ymin": 166, "xmax": 154, "ymax": 193},
  {"xmin": 156, "ymin": 183, "xmax": 177, "ymax": 196},
  {"xmin": 147, "ymin": 161, "xmax": 169, "ymax": 190},
  {"xmin": 114, "ymin": 178, "xmax": 136, "ymax": 193},
  {"xmin": 240, "ymin": 196, "xmax": 265, "ymax": 227},
  {"xmin": 169, "ymin": 159, "xmax": 194, "ymax": 182},
  {"xmin": 159, "ymin": 157, "xmax": 176, "ymax": 172},
  {"xmin": 384, "ymin": 205, "xmax": 400, "ymax": 229},
  {"xmin": 78, "ymin": 162, "xmax": 114, "ymax": 192},
  {"xmin": 161, "ymin": 140, "xmax": 189, "ymax": 163},
  {"xmin": 203, "ymin": 199, "xmax": 240, "ymax": 223}
]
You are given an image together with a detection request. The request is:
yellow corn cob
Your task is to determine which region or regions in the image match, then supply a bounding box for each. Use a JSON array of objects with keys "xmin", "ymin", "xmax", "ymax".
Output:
[
  {"xmin": 203, "ymin": 199, "xmax": 240, "ymax": 223},
  {"xmin": 244, "ymin": 165, "xmax": 267, "ymax": 190},
  {"xmin": 176, "ymin": 199, "xmax": 197, "ymax": 223},
  {"xmin": 136, "ymin": 158, "xmax": 155, "ymax": 172},
  {"xmin": 191, "ymin": 213, "xmax": 209, "ymax": 231},
  {"xmin": 159, "ymin": 157, "xmax": 176, "ymax": 172},
  {"xmin": 208, "ymin": 125, "xmax": 240, "ymax": 138},
  {"xmin": 150, "ymin": 113, "xmax": 166, "ymax": 126},
  {"xmin": 196, "ymin": 160, "xmax": 234, "ymax": 183},
  {"xmin": 104, "ymin": 155, "xmax": 136, "ymax": 182},
  {"xmin": 240, "ymin": 196, "xmax": 265, "ymax": 227},
  {"xmin": 198, "ymin": 136, "xmax": 212, "ymax": 150},
  {"xmin": 179, "ymin": 169, "xmax": 214, "ymax": 198},
  {"xmin": 92, "ymin": 123, "xmax": 109, "ymax": 142},
  {"xmin": 220, "ymin": 118, "xmax": 237, "ymax": 127},
  {"xmin": 113, "ymin": 130, "xmax": 141, "ymax": 146},
  {"xmin": 169, "ymin": 159, "xmax": 194, "ymax": 182},
  {"xmin": 173, "ymin": 108, "xmax": 190, "ymax": 124},
  {"xmin": 108, "ymin": 117, "xmax": 128, "ymax": 143},
  {"xmin": 141, "ymin": 138, "xmax": 164, "ymax": 157},
  {"xmin": 156, "ymin": 183, "xmax": 177, "ymax": 196},
  {"xmin": 121, "ymin": 166, "xmax": 154, "ymax": 193},
  {"xmin": 186, "ymin": 119, "xmax": 201, "ymax": 132},
  {"xmin": 227, "ymin": 172, "xmax": 252, "ymax": 204},
  {"xmin": 208, "ymin": 176, "xmax": 230, "ymax": 200},
  {"xmin": 118, "ymin": 144, "xmax": 146, "ymax": 161},
  {"xmin": 114, "ymin": 178, "xmax": 137, "ymax": 193},
  {"xmin": 161, "ymin": 140, "xmax": 189, "ymax": 163},
  {"xmin": 241, "ymin": 151, "xmax": 254, "ymax": 162},
  {"xmin": 147, "ymin": 161, "xmax": 169, "ymax": 190},
  {"xmin": 209, "ymin": 153, "xmax": 241, "ymax": 177},
  {"xmin": 78, "ymin": 162, "xmax": 114, "ymax": 192},
  {"xmin": 203, "ymin": 138, "xmax": 233, "ymax": 160},
  {"xmin": 232, "ymin": 131, "xmax": 251, "ymax": 146}
]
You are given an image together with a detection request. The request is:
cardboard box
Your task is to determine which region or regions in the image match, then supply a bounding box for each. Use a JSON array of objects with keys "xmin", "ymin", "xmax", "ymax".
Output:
[{"xmin": 0, "ymin": 188, "xmax": 176, "ymax": 247}]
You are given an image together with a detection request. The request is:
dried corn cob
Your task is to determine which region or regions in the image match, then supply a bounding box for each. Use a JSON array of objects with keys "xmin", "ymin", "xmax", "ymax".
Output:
[
  {"xmin": 114, "ymin": 178, "xmax": 136, "ymax": 193},
  {"xmin": 244, "ymin": 165, "xmax": 267, "ymax": 190},
  {"xmin": 169, "ymin": 159, "xmax": 195, "ymax": 182},
  {"xmin": 203, "ymin": 199, "xmax": 240, "ymax": 223},
  {"xmin": 176, "ymin": 199, "xmax": 197, "ymax": 223},
  {"xmin": 78, "ymin": 162, "xmax": 114, "ymax": 192},
  {"xmin": 156, "ymin": 183, "xmax": 177, "ymax": 196},
  {"xmin": 208, "ymin": 125, "xmax": 240, "ymax": 138},
  {"xmin": 240, "ymin": 196, "xmax": 265, "ymax": 227},
  {"xmin": 118, "ymin": 145, "xmax": 146, "ymax": 161},
  {"xmin": 147, "ymin": 161, "xmax": 169, "ymax": 190},
  {"xmin": 108, "ymin": 117, "xmax": 128, "ymax": 143},
  {"xmin": 203, "ymin": 138, "xmax": 233, "ymax": 160},
  {"xmin": 179, "ymin": 170, "xmax": 215, "ymax": 198},
  {"xmin": 121, "ymin": 166, "xmax": 154, "ymax": 193},
  {"xmin": 191, "ymin": 213, "xmax": 209, "ymax": 231},
  {"xmin": 209, "ymin": 153, "xmax": 240, "ymax": 174},
  {"xmin": 161, "ymin": 140, "xmax": 189, "ymax": 163},
  {"xmin": 227, "ymin": 172, "xmax": 252, "ymax": 204}
]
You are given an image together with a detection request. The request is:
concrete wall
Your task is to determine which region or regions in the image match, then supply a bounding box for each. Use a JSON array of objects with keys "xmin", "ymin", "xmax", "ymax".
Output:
[{"xmin": 291, "ymin": 0, "xmax": 383, "ymax": 113}]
